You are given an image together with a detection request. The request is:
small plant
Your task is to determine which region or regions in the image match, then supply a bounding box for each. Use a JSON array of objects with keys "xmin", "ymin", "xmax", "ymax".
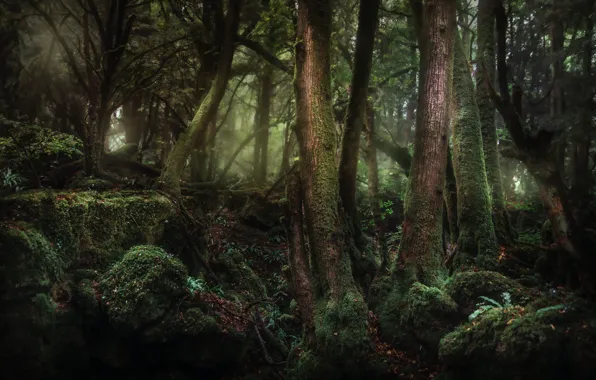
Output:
[
  {"xmin": 468, "ymin": 292, "xmax": 512, "ymax": 321},
  {"xmin": 186, "ymin": 276, "xmax": 207, "ymax": 293},
  {"xmin": 268, "ymin": 234, "xmax": 285, "ymax": 244},
  {"xmin": 380, "ymin": 200, "xmax": 394, "ymax": 220},
  {"xmin": 1, "ymin": 168, "xmax": 25, "ymax": 191},
  {"xmin": 186, "ymin": 276, "xmax": 225, "ymax": 296}
]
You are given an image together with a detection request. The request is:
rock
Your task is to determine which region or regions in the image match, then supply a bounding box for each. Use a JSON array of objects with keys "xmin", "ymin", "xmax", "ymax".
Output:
[
  {"xmin": 439, "ymin": 293, "xmax": 596, "ymax": 380},
  {"xmin": 99, "ymin": 245, "xmax": 188, "ymax": 332},
  {"xmin": 445, "ymin": 270, "xmax": 531, "ymax": 312}
]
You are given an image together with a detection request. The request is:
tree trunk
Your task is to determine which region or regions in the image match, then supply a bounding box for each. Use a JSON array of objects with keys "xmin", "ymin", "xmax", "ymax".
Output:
[
  {"xmin": 395, "ymin": 0, "xmax": 456, "ymax": 288},
  {"xmin": 451, "ymin": 32, "xmax": 498, "ymax": 269},
  {"xmin": 338, "ymin": 0, "xmax": 380, "ymax": 250},
  {"xmin": 570, "ymin": 11, "xmax": 593, "ymax": 208},
  {"xmin": 159, "ymin": 1, "xmax": 241, "ymax": 194},
  {"xmin": 293, "ymin": 0, "xmax": 369, "ymax": 365},
  {"xmin": 364, "ymin": 102, "xmax": 388, "ymax": 272},
  {"xmin": 444, "ymin": 147, "xmax": 459, "ymax": 244},
  {"xmin": 476, "ymin": 0, "xmax": 515, "ymax": 243},
  {"xmin": 254, "ymin": 68, "xmax": 273, "ymax": 183},
  {"xmin": 283, "ymin": 168, "xmax": 315, "ymax": 346}
]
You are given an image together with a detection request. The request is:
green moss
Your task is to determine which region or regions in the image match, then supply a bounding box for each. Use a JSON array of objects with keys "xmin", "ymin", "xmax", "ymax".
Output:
[
  {"xmin": 379, "ymin": 282, "xmax": 459, "ymax": 355},
  {"xmin": 439, "ymin": 294, "xmax": 596, "ymax": 379},
  {"xmin": 99, "ymin": 245, "xmax": 188, "ymax": 332},
  {"xmin": 0, "ymin": 222, "xmax": 64, "ymax": 294},
  {"xmin": 314, "ymin": 290, "xmax": 370, "ymax": 360},
  {"xmin": 445, "ymin": 271, "xmax": 530, "ymax": 310},
  {"xmin": 73, "ymin": 278, "xmax": 100, "ymax": 320},
  {"xmin": 0, "ymin": 190, "xmax": 174, "ymax": 268},
  {"xmin": 451, "ymin": 32, "xmax": 498, "ymax": 269},
  {"xmin": 217, "ymin": 245, "xmax": 267, "ymax": 296},
  {"xmin": 367, "ymin": 274, "xmax": 393, "ymax": 312}
]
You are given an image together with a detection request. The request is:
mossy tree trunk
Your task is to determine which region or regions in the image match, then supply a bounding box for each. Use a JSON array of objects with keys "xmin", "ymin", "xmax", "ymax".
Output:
[
  {"xmin": 159, "ymin": 1, "xmax": 241, "ymax": 194},
  {"xmin": 364, "ymin": 102, "xmax": 388, "ymax": 273},
  {"xmin": 395, "ymin": 0, "xmax": 456, "ymax": 289},
  {"xmin": 444, "ymin": 147, "xmax": 459, "ymax": 244},
  {"xmin": 338, "ymin": 0, "xmax": 380, "ymax": 250},
  {"xmin": 292, "ymin": 0, "xmax": 370, "ymax": 367},
  {"xmin": 451, "ymin": 32, "xmax": 498, "ymax": 269},
  {"xmin": 476, "ymin": 0, "xmax": 515, "ymax": 243},
  {"xmin": 283, "ymin": 168, "xmax": 316, "ymax": 345}
]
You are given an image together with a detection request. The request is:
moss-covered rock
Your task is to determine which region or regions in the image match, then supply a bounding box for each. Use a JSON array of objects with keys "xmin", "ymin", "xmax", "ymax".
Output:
[
  {"xmin": 216, "ymin": 243, "xmax": 268, "ymax": 297},
  {"xmin": 445, "ymin": 270, "xmax": 531, "ymax": 312},
  {"xmin": 439, "ymin": 293, "xmax": 596, "ymax": 379},
  {"xmin": 99, "ymin": 245, "xmax": 188, "ymax": 332},
  {"xmin": 0, "ymin": 222, "xmax": 64, "ymax": 297},
  {"xmin": 144, "ymin": 307, "xmax": 248, "ymax": 370},
  {"xmin": 379, "ymin": 282, "xmax": 460, "ymax": 356},
  {"xmin": 0, "ymin": 190, "xmax": 174, "ymax": 269}
]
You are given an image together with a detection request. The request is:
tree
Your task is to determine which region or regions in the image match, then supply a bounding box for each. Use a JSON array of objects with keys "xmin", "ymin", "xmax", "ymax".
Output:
[
  {"xmin": 159, "ymin": 0, "xmax": 241, "ymax": 194},
  {"xmin": 289, "ymin": 0, "xmax": 370, "ymax": 373},
  {"xmin": 476, "ymin": 0, "xmax": 515, "ymax": 243},
  {"xmin": 451, "ymin": 31, "xmax": 498, "ymax": 269},
  {"xmin": 395, "ymin": 0, "xmax": 456, "ymax": 288},
  {"xmin": 338, "ymin": 0, "xmax": 381, "ymax": 248}
]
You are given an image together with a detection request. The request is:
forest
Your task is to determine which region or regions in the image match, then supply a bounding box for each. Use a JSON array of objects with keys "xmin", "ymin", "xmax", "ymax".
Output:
[{"xmin": 0, "ymin": 0, "xmax": 595, "ymax": 379}]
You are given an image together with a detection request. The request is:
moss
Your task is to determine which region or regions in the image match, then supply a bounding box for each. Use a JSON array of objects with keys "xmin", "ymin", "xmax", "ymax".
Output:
[
  {"xmin": 451, "ymin": 32, "xmax": 498, "ymax": 269},
  {"xmin": 445, "ymin": 270, "xmax": 531, "ymax": 311},
  {"xmin": 99, "ymin": 245, "xmax": 188, "ymax": 332},
  {"xmin": 315, "ymin": 290, "xmax": 370, "ymax": 360},
  {"xmin": 217, "ymin": 245, "xmax": 267, "ymax": 297},
  {"xmin": 0, "ymin": 292, "xmax": 65, "ymax": 379},
  {"xmin": 0, "ymin": 222, "xmax": 64, "ymax": 295},
  {"xmin": 287, "ymin": 349, "xmax": 330, "ymax": 380},
  {"xmin": 73, "ymin": 278, "xmax": 101, "ymax": 321},
  {"xmin": 379, "ymin": 282, "xmax": 459, "ymax": 356},
  {"xmin": 67, "ymin": 177, "xmax": 114, "ymax": 190},
  {"xmin": 0, "ymin": 190, "xmax": 174, "ymax": 268},
  {"xmin": 439, "ymin": 293, "xmax": 596, "ymax": 379},
  {"xmin": 367, "ymin": 274, "xmax": 393, "ymax": 312}
]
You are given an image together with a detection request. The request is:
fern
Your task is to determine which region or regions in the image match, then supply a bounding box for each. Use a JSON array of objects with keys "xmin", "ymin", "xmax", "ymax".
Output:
[
  {"xmin": 468, "ymin": 292, "xmax": 513, "ymax": 321},
  {"xmin": 536, "ymin": 304, "xmax": 566, "ymax": 316}
]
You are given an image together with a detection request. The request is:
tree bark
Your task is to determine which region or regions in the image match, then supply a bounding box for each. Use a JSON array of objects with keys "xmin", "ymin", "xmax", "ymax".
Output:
[
  {"xmin": 396, "ymin": 0, "xmax": 456, "ymax": 288},
  {"xmin": 253, "ymin": 68, "xmax": 273, "ymax": 183},
  {"xmin": 451, "ymin": 31, "xmax": 498, "ymax": 269},
  {"xmin": 338, "ymin": 0, "xmax": 381, "ymax": 249},
  {"xmin": 159, "ymin": 1, "xmax": 241, "ymax": 194},
  {"xmin": 476, "ymin": 0, "xmax": 515, "ymax": 243},
  {"xmin": 283, "ymin": 168, "xmax": 315, "ymax": 345},
  {"xmin": 293, "ymin": 0, "xmax": 369, "ymax": 362}
]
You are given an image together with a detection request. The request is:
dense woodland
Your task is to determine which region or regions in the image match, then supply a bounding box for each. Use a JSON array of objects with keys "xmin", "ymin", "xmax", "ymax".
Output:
[{"xmin": 1, "ymin": 0, "xmax": 596, "ymax": 379}]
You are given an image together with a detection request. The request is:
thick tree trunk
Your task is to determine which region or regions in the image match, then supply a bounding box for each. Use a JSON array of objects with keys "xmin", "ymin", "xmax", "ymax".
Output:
[
  {"xmin": 159, "ymin": 2, "xmax": 240, "ymax": 194},
  {"xmin": 338, "ymin": 0, "xmax": 380, "ymax": 249},
  {"xmin": 451, "ymin": 32, "xmax": 498, "ymax": 269},
  {"xmin": 293, "ymin": 0, "xmax": 369, "ymax": 364},
  {"xmin": 476, "ymin": 0, "xmax": 515, "ymax": 243},
  {"xmin": 395, "ymin": 0, "xmax": 456, "ymax": 288}
]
